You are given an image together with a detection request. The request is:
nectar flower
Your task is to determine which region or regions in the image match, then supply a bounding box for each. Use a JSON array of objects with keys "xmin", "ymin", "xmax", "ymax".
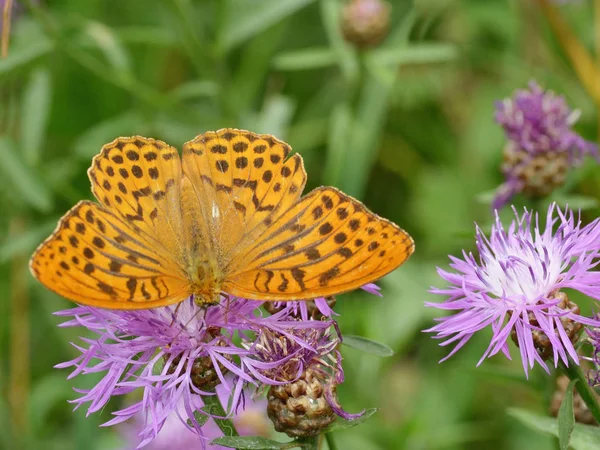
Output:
[
  {"xmin": 121, "ymin": 386, "xmax": 270, "ymax": 449},
  {"xmin": 243, "ymin": 322, "xmax": 358, "ymax": 436},
  {"xmin": 56, "ymin": 296, "xmax": 334, "ymax": 447},
  {"xmin": 493, "ymin": 81, "xmax": 598, "ymax": 209},
  {"xmin": 55, "ymin": 286, "xmax": 379, "ymax": 447},
  {"xmin": 425, "ymin": 204, "xmax": 600, "ymax": 376}
]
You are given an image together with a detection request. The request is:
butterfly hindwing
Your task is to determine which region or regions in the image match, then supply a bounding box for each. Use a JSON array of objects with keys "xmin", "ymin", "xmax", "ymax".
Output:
[
  {"xmin": 222, "ymin": 187, "xmax": 415, "ymax": 300},
  {"xmin": 30, "ymin": 201, "xmax": 190, "ymax": 308}
]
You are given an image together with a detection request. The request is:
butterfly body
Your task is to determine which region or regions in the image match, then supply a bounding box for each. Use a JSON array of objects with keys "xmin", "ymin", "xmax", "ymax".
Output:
[
  {"xmin": 30, "ymin": 129, "xmax": 414, "ymax": 309},
  {"xmin": 188, "ymin": 260, "xmax": 222, "ymax": 307}
]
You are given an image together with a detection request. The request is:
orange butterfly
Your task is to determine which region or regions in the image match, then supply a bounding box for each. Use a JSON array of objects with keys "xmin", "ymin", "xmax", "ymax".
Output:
[{"xmin": 30, "ymin": 129, "xmax": 414, "ymax": 309}]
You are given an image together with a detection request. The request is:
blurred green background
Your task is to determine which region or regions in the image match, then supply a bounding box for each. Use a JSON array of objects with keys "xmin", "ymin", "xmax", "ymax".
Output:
[{"xmin": 1, "ymin": 0, "xmax": 599, "ymax": 449}]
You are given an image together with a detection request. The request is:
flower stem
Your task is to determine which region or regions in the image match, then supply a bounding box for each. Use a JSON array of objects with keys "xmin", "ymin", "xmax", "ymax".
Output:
[
  {"xmin": 201, "ymin": 394, "xmax": 239, "ymax": 437},
  {"xmin": 560, "ymin": 360, "xmax": 600, "ymax": 424},
  {"xmin": 325, "ymin": 433, "xmax": 338, "ymax": 450},
  {"xmin": 297, "ymin": 436, "xmax": 319, "ymax": 450}
]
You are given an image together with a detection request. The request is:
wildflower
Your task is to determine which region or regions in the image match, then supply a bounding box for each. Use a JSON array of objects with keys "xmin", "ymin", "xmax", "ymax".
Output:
[
  {"xmin": 493, "ymin": 81, "xmax": 598, "ymax": 209},
  {"xmin": 341, "ymin": 0, "xmax": 391, "ymax": 48},
  {"xmin": 120, "ymin": 386, "xmax": 270, "ymax": 449},
  {"xmin": 56, "ymin": 297, "xmax": 257, "ymax": 447},
  {"xmin": 56, "ymin": 286, "xmax": 379, "ymax": 446},
  {"xmin": 425, "ymin": 204, "xmax": 600, "ymax": 376},
  {"xmin": 243, "ymin": 322, "xmax": 359, "ymax": 437}
]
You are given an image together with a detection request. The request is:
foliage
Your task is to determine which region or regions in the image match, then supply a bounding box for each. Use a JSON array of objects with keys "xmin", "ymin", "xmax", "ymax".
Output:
[{"xmin": 1, "ymin": 0, "xmax": 598, "ymax": 449}]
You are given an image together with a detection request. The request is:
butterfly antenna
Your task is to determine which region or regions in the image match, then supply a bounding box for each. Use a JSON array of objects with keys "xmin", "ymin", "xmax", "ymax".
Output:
[
  {"xmin": 223, "ymin": 295, "xmax": 232, "ymax": 324},
  {"xmin": 168, "ymin": 302, "xmax": 182, "ymax": 327}
]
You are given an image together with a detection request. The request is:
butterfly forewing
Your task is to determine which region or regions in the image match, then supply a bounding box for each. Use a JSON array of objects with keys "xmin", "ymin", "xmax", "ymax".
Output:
[
  {"xmin": 181, "ymin": 129, "xmax": 307, "ymax": 270},
  {"xmin": 222, "ymin": 186, "xmax": 415, "ymax": 301},
  {"xmin": 30, "ymin": 201, "xmax": 190, "ymax": 308},
  {"xmin": 89, "ymin": 136, "xmax": 185, "ymax": 262}
]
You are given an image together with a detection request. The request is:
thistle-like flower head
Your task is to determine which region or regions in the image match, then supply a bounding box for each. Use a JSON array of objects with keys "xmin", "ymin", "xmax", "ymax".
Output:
[{"xmin": 426, "ymin": 204, "xmax": 600, "ymax": 375}]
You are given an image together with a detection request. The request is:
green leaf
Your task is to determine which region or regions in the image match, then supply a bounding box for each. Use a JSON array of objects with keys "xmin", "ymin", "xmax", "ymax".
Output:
[
  {"xmin": 28, "ymin": 373, "xmax": 74, "ymax": 435},
  {"xmin": 558, "ymin": 379, "xmax": 577, "ymax": 450},
  {"xmin": 219, "ymin": 0, "xmax": 315, "ymax": 52},
  {"xmin": 227, "ymin": 21, "xmax": 287, "ymax": 113},
  {"xmin": 0, "ymin": 220, "xmax": 56, "ymax": 263},
  {"xmin": 170, "ymin": 80, "xmax": 220, "ymax": 101},
  {"xmin": 0, "ymin": 40, "xmax": 53, "ymax": 75},
  {"xmin": 115, "ymin": 26, "xmax": 179, "ymax": 47},
  {"xmin": 250, "ymin": 95, "xmax": 296, "ymax": 138},
  {"xmin": 509, "ymin": 408, "xmax": 600, "ymax": 450},
  {"xmin": 20, "ymin": 68, "xmax": 52, "ymax": 166},
  {"xmin": 272, "ymin": 48, "xmax": 336, "ymax": 71},
  {"xmin": 0, "ymin": 137, "xmax": 53, "ymax": 212},
  {"xmin": 211, "ymin": 436, "xmax": 301, "ymax": 449},
  {"xmin": 73, "ymin": 110, "xmax": 147, "ymax": 158},
  {"xmin": 323, "ymin": 102, "xmax": 352, "ymax": 187},
  {"xmin": 475, "ymin": 189, "xmax": 496, "ymax": 206},
  {"xmin": 186, "ymin": 410, "xmax": 209, "ymax": 428},
  {"xmin": 545, "ymin": 194, "xmax": 599, "ymax": 211},
  {"xmin": 342, "ymin": 335, "xmax": 394, "ymax": 357},
  {"xmin": 369, "ymin": 43, "xmax": 459, "ymax": 66},
  {"xmin": 81, "ymin": 21, "xmax": 132, "ymax": 75},
  {"xmin": 201, "ymin": 395, "xmax": 239, "ymax": 437},
  {"xmin": 324, "ymin": 408, "xmax": 379, "ymax": 432}
]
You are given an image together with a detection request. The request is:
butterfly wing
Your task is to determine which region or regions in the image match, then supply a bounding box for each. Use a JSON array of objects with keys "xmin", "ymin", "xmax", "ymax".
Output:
[
  {"xmin": 222, "ymin": 186, "xmax": 414, "ymax": 301},
  {"xmin": 181, "ymin": 129, "xmax": 307, "ymax": 271},
  {"xmin": 223, "ymin": 187, "xmax": 414, "ymax": 300},
  {"xmin": 181, "ymin": 128, "xmax": 413, "ymax": 301},
  {"xmin": 30, "ymin": 201, "xmax": 190, "ymax": 308},
  {"xmin": 89, "ymin": 136, "xmax": 184, "ymax": 260},
  {"xmin": 30, "ymin": 137, "xmax": 191, "ymax": 309}
]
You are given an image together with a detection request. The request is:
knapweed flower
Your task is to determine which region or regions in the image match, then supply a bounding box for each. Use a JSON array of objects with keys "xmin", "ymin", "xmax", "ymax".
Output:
[
  {"xmin": 121, "ymin": 387, "xmax": 270, "ymax": 449},
  {"xmin": 243, "ymin": 321, "xmax": 358, "ymax": 437},
  {"xmin": 425, "ymin": 203, "xmax": 600, "ymax": 376},
  {"xmin": 55, "ymin": 289, "xmax": 376, "ymax": 447},
  {"xmin": 493, "ymin": 81, "xmax": 598, "ymax": 209}
]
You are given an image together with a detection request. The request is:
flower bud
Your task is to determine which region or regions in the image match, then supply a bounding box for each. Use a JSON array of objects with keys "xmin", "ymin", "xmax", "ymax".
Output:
[
  {"xmin": 267, "ymin": 367, "xmax": 336, "ymax": 437},
  {"xmin": 502, "ymin": 142, "xmax": 570, "ymax": 198},
  {"xmin": 341, "ymin": 0, "xmax": 391, "ymax": 48}
]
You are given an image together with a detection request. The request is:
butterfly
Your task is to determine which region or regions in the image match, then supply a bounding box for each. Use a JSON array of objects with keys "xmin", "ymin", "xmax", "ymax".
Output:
[{"xmin": 29, "ymin": 129, "xmax": 414, "ymax": 309}]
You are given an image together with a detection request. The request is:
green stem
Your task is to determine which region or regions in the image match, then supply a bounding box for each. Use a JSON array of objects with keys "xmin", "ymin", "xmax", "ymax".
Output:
[
  {"xmin": 325, "ymin": 433, "xmax": 338, "ymax": 450},
  {"xmin": 201, "ymin": 394, "xmax": 239, "ymax": 437},
  {"xmin": 560, "ymin": 360, "xmax": 600, "ymax": 424},
  {"xmin": 297, "ymin": 436, "xmax": 319, "ymax": 450}
]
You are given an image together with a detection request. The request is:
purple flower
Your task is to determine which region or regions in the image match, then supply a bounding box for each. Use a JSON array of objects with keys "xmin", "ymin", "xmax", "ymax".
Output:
[
  {"xmin": 493, "ymin": 81, "xmax": 598, "ymax": 209},
  {"xmin": 425, "ymin": 204, "xmax": 600, "ymax": 376},
  {"xmin": 56, "ymin": 297, "xmax": 257, "ymax": 447},
  {"xmin": 55, "ymin": 288, "xmax": 379, "ymax": 446},
  {"xmin": 120, "ymin": 386, "xmax": 269, "ymax": 449}
]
